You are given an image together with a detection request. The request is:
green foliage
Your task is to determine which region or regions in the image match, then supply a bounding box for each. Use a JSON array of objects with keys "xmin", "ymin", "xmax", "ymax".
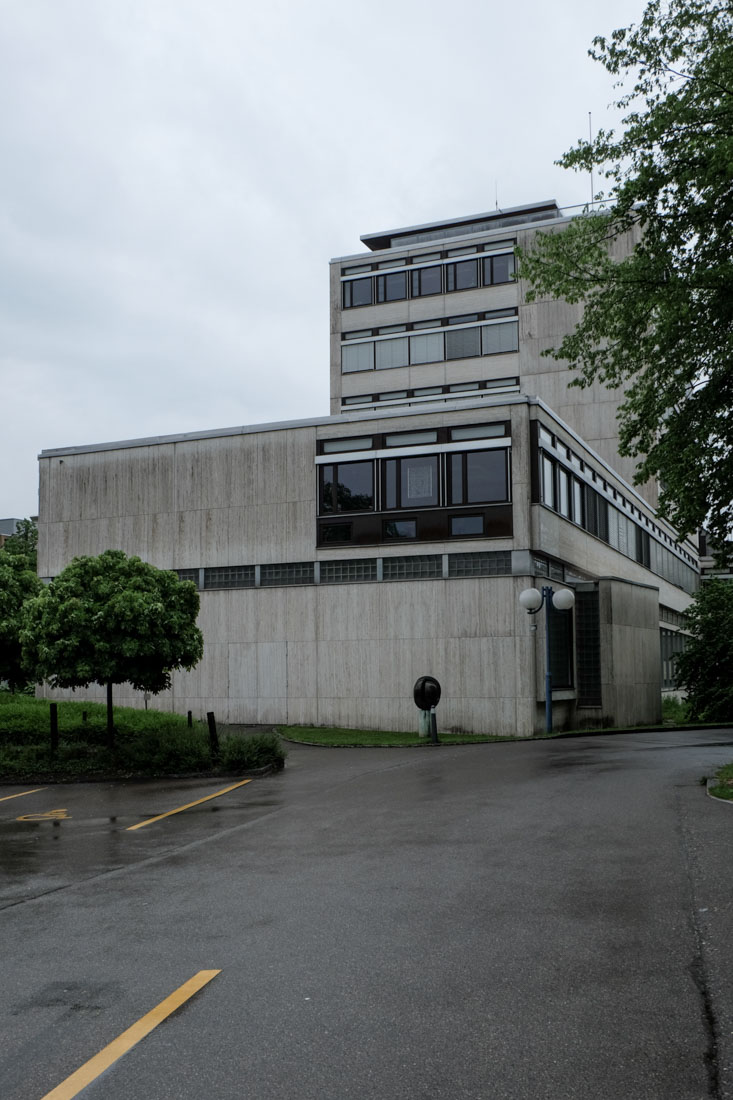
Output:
[
  {"xmin": 710, "ymin": 761, "xmax": 733, "ymax": 800},
  {"xmin": 2, "ymin": 518, "xmax": 38, "ymax": 571},
  {"xmin": 661, "ymin": 694, "xmax": 690, "ymax": 724},
  {"xmin": 21, "ymin": 549, "xmax": 204, "ymax": 698},
  {"xmin": 278, "ymin": 725, "xmax": 505, "ymax": 746},
  {"xmin": 516, "ymin": 0, "xmax": 733, "ymax": 559},
  {"xmin": 0, "ymin": 552, "xmax": 42, "ymax": 692},
  {"xmin": 220, "ymin": 732, "xmax": 286, "ymax": 771},
  {"xmin": 0, "ymin": 693, "xmax": 285, "ymax": 778},
  {"xmin": 674, "ymin": 578, "xmax": 733, "ymax": 720}
]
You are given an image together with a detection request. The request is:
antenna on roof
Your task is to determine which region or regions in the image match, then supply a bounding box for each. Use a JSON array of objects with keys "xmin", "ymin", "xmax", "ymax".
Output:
[{"xmin": 495, "ymin": 181, "xmax": 499, "ymax": 211}]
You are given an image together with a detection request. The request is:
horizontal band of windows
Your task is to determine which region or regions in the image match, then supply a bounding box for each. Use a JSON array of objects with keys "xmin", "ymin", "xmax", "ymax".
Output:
[
  {"xmin": 317, "ymin": 420, "xmax": 510, "ymax": 456},
  {"xmin": 538, "ymin": 428, "xmax": 696, "ymax": 564},
  {"xmin": 315, "ymin": 437, "xmax": 511, "ymax": 465},
  {"xmin": 342, "ymin": 308, "xmax": 516, "ymax": 341},
  {"xmin": 341, "ymin": 321, "xmax": 518, "ymax": 373},
  {"xmin": 178, "ymin": 548, "xmax": 514, "ymax": 590},
  {"xmin": 317, "ymin": 505, "xmax": 513, "ymax": 547},
  {"xmin": 340, "ymin": 242, "xmax": 514, "ymax": 278},
  {"xmin": 319, "ymin": 450, "xmax": 510, "ymax": 514},
  {"xmin": 341, "ymin": 253, "xmax": 515, "ymax": 307},
  {"xmin": 340, "ymin": 378, "xmax": 520, "ymax": 409},
  {"xmin": 539, "ymin": 450, "xmax": 697, "ymax": 594}
]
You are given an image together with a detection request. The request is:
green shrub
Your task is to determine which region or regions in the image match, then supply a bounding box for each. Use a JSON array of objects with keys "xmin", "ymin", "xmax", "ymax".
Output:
[{"xmin": 220, "ymin": 732, "xmax": 285, "ymax": 772}]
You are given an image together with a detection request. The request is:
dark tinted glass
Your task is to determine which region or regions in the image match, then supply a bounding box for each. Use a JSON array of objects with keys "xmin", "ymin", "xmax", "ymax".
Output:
[
  {"xmin": 384, "ymin": 519, "xmax": 417, "ymax": 539},
  {"xmin": 411, "ymin": 265, "xmax": 443, "ymax": 296},
  {"xmin": 336, "ymin": 461, "xmax": 373, "ymax": 511},
  {"xmin": 446, "ymin": 260, "xmax": 478, "ymax": 291},
  {"xmin": 344, "ymin": 278, "xmax": 373, "ymax": 308},
  {"xmin": 466, "ymin": 450, "xmax": 507, "ymax": 502},
  {"xmin": 491, "ymin": 253, "xmax": 515, "ymax": 283},
  {"xmin": 450, "ymin": 515, "xmax": 483, "ymax": 536},
  {"xmin": 377, "ymin": 272, "xmax": 407, "ymax": 302}
]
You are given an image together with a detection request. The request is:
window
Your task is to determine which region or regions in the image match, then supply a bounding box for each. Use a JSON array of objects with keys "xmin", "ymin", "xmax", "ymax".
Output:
[
  {"xmin": 549, "ymin": 602, "xmax": 574, "ymax": 689},
  {"xmin": 383, "ymin": 455, "xmax": 439, "ymax": 509},
  {"xmin": 450, "ymin": 450, "xmax": 509, "ymax": 504},
  {"xmin": 376, "ymin": 271, "xmax": 407, "ymax": 303},
  {"xmin": 542, "ymin": 455, "xmax": 555, "ymax": 508},
  {"xmin": 482, "ymin": 253, "xmax": 515, "ymax": 285},
  {"xmin": 409, "ymin": 331, "xmax": 444, "ymax": 364},
  {"xmin": 375, "ymin": 337, "xmax": 409, "ymax": 370},
  {"xmin": 482, "ymin": 320, "xmax": 518, "ymax": 355},
  {"xmin": 445, "ymin": 325, "xmax": 481, "ymax": 360},
  {"xmin": 410, "ymin": 266, "xmax": 443, "ymax": 297},
  {"xmin": 446, "ymin": 260, "xmax": 479, "ymax": 291},
  {"xmin": 319, "ymin": 522, "xmax": 352, "ymax": 543},
  {"xmin": 558, "ymin": 468, "xmax": 570, "ymax": 518},
  {"xmin": 384, "ymin": 519, "xmax": 417, "ymax": 539},
  {"xmin": 341, "ymin": 342, "xmax": 374, "ymax": 373},
  {"xmin": 450, "ymin": 515, "xmax": 483, "ymax": 536},
  {"xmin": 343, "ymin": 278, "xmax": 373, "ymax": 308},
  {"xmin": 320, "ymin": 461, "xmax": 374, "ymax": 513}
]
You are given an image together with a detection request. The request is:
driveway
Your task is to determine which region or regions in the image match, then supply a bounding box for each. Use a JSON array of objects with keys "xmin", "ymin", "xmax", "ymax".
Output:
[{"xmin": 1, "ymin": 728, "xmax": 731, "ymax": 1099}]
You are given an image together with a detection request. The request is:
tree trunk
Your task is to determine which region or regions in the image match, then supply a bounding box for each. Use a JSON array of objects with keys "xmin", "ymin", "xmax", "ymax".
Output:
[{"xmin": 106, "ymin": 681, "xmax": 115, "ymax": 750}]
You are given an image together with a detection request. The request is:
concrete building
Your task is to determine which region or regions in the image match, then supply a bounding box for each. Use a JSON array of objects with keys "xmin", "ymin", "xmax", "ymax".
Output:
[{"xmin": 36, "ymin": 202, "xmax": 697, "ymax": 734}]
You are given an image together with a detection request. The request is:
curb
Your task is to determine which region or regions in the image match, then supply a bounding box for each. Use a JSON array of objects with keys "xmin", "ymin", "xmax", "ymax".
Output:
[{"xmin": 706, "ymin": 777, "xmax": 733, "ymax": 805}]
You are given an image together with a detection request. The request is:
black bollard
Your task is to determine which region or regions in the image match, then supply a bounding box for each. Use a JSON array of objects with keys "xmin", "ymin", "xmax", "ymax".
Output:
[
  {"xmin": 207, "ymin": 711, "xmax": 220, "ymax": 760},
  {"xmin": 187, "ymin": 710, "xmax": 193, "ymax": 728}
]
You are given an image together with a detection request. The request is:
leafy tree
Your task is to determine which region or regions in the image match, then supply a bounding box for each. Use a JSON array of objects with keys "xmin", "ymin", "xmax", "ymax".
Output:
[
  {"xmin": 0, "ymin": 553, "xmax": 42, "ymax": 691},
  {"xmin": 674, "ymin": 578, "xmax": 733, "ymax": 720},
  {"xmin": 21, "ymin": 550, "xmax": 204, "ymax": 746},
  {"xmin": 3, "ymin": 518, "xmax": 38, "ymax": 571},
  {"xmin": 517, "ymin": 0, "xmax": 733, "ymax": 560}
]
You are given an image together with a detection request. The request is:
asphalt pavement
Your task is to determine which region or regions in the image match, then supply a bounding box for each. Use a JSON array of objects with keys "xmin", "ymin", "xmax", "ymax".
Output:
[{"xmin": 0, "ymin": 728, "xmax": 732, "ymax": 1099}]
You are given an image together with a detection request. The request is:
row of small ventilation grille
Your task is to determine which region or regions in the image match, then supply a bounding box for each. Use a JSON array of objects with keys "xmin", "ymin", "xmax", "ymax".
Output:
[{"xmin": 178, "ymin": 551, "xmax": 512, "ymax": 590}]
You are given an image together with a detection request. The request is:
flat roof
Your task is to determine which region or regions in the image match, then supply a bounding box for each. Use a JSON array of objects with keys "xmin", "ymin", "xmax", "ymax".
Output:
[{"xmin": 360, "ymin": 200, "xmax": 561, "ymax": 251}]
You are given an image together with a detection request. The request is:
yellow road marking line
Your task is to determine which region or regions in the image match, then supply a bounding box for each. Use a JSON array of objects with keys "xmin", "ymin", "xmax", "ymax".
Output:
[
  {"xmin": 126, "ymin": 778, "xmax": 252, "ymax": 831},
  {"xmin": 0, "ymin": 787, "xmax": 47, "ymax": 802},
  {"xmin": 39, "ymin": 969, "xmax": 221, "ymax": 1100},
  {"xmin": 17, "ymin": 809, "xmax": 69, "ymax": 821}
]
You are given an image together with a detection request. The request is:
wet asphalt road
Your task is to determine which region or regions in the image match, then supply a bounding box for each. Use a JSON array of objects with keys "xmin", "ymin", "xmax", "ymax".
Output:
[{"xmin": 1, "ymin": 728, "xmax": 732, "ymax": 1100}]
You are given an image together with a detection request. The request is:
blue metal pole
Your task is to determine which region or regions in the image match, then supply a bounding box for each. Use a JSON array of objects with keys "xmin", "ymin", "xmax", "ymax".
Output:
[{"xmin": 543, "ymin": 585, "xmax": 553, "ymax": 733}]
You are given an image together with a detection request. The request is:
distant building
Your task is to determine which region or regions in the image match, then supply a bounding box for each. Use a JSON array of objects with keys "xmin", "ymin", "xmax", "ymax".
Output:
[
  {"xmin": 36, "ymin": 202, "xmax": 696, "ymax": 734},
  {"xmin": 0, "ymin": 518, "xmax": 22, "ymax": 550}
]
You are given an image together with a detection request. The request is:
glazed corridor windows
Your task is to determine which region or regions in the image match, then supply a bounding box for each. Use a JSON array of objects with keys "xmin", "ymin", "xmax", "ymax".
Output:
[
  {"xmin": 317, "ymin": 435, "xmax": 512, "ymax": 546},
  {"xmin": 341, "ymin": 314, "xmax": 518, "ymax": 373},
  {"xmin": 341, "ymin": 251, "xmax": 515, "ymax": 308}
]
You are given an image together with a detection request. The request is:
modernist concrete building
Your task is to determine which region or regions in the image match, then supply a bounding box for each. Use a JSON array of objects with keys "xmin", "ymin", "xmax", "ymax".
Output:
[{"xmin": 36, "ymin": 202, "xmax": 697, "ymax": 734}]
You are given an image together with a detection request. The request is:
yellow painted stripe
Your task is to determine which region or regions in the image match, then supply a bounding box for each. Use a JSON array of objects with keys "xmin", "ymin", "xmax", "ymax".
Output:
[
  {"xmin": 40, "ymin": 969, "xmax": 221, "ymax": 1100},
  {"xmin": 126, "ymin": 779, "xmax": 252, "ymax": 831},
  {"xmin": 0, "ymin": 787, "xmax": 46, "ymax": 802}
]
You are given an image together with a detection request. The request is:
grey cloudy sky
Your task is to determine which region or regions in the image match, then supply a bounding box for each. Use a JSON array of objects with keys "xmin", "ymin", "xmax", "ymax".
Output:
[{"xmin": 1, "ymin": 0, "xmax": 643, "ymax": 519}]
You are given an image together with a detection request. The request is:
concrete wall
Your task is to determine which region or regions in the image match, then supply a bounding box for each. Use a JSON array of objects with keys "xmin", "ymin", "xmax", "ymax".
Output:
[
  {"xmin": 40, "ymin": 574, "xmax": 541, "ymax": 736},
  {"xmin": 598, "ymin": 578, "xmax": 662, "ymax": 727}
]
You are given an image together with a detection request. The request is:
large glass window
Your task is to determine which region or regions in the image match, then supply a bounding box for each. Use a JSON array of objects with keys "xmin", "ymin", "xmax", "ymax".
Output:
[
  {"xmin": 446, "ymin": 260, "xmax": 479, "ymax": 292},
  {"xmin": 409, "ymin": 331, "xmax": 444, "ymax": 364},
  {"xmin": 320, "ymin": 461, "xmax": 374, "ymax": 513},
  {"xmin": 450, "ymin": 450, "xmax": 509, "ymax": 504},
  {"xmin": 376, "ymin": 272, "xmax": 407, "ymax": 303},
  {"xmin": 410, "ymin": 266, "xmax": 443, "ymax": 297},
  {"xmin": 445, "ymin": 326, "xmax": 481, "ymax": 360},
  {"xmin": 343, "ymin": 278, "xmax": 373, "ymax": 308},
  {"xmin": 482, "ymin": 253, "xmax": 515, "ymax": 285},
  {"xmin": 384, "ymin": 455, "xmax": 439, "ymax": 509},
  {"xmin": 482, "ymin": 320, "xmax": 518, "ymax": 355},
  {"xmin": 341, "ymin": 342, "xmax": 374, "ymax": 373},
  {"xmin": 375, "ymin": 337, "xmax": 409, "ymax": 370}
]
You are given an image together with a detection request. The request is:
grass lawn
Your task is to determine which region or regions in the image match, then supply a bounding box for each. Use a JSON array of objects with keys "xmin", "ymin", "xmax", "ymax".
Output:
[
  {"xmin": 0, "ymin": 692, "xmax": 285, "ymax": 781},
  {"xmin": 710, "ymin": 762, "xmax": 733, "ymax": 801},
  {"xmin": 277, "ymin": 725, "xmax": 510, "ymax": 747}
]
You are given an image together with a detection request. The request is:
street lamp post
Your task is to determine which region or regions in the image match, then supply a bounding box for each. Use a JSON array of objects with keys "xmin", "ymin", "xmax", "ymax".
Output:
[{"xmin": 519, "ymin": 585, "xmax": 576, "ymax": 733}]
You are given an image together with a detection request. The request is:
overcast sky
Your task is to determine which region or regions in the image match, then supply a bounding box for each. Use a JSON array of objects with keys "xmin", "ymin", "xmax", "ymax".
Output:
[{"xmin": 1, "ymin": 0, "xmax": 644, "ymax": 520}]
